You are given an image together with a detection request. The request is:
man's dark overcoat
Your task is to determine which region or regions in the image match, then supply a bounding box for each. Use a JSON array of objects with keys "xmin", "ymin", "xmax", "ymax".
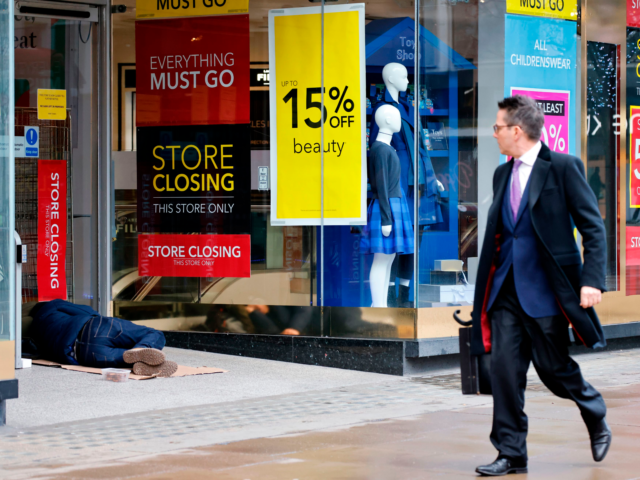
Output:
[{"xmin": 470, "ymin": 143, "xmax": 607, "ymax": 356}]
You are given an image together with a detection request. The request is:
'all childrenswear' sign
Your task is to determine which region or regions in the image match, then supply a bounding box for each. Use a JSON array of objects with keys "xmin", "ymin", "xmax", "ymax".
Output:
[{"xmin": 504, "ymin": 15, "xmax": 577, "ymax": 160}]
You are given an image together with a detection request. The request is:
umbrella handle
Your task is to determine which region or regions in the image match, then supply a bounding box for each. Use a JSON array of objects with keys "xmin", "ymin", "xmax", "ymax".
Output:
[{"xmin": 453, "ymin": 309, "xmax": 472, "ymax": 327}]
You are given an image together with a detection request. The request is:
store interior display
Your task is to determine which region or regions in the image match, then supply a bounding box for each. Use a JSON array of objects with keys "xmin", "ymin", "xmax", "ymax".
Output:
[
  {"xmin": 361, "ymin": 105, "xmax": 414, "ymax": 307},
  {"xmin": 370, "ymin": 62, "xmax": 443, "ymax": 308},
  {"xmin": 322, "ymin": 17, "xmax": 476, "ymax": 308}
]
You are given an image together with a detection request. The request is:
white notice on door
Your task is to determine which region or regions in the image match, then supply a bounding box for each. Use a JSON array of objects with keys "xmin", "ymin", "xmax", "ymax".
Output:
[
  {"xmin": 14, "ymin": 136, "xmax": 26, "ymax": 157},
  {"xmin": 258, "ymin": 166, "xmax": 269, "ymax": 191}
]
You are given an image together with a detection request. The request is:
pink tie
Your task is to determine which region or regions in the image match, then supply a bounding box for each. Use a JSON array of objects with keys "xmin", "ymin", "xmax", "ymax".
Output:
[{"xmin": 511, "ymin": 159, "xmax": 523, "ymax": 223}]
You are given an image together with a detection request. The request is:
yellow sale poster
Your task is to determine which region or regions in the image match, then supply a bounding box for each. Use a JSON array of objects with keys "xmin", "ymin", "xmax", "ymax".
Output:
[
  {"xmin": 269, "ymin": 4, "xmax": 366, "ymax": 226},
  {"xmin": 506, "ymin": 0, "xmax": 578, "ymax": 21}
]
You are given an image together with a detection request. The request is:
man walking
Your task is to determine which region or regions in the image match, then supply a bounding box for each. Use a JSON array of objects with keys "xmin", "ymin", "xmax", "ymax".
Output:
[{"xmin": 471, "ymin": 95, "xmax": 612, "ymax": 476}]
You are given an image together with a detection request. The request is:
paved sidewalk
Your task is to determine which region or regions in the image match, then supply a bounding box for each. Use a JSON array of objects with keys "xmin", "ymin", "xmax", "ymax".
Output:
[
  {"xmin": 1, "ymin": 347, "xmax": 640, "ymax": 479},
  {"xmin": 9, "ymin": 347, "xmax": 390, "ymax": 428}
]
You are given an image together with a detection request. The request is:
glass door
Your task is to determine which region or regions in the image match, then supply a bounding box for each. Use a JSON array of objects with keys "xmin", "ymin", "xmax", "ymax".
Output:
[{"xmin": 13, "ymin": 4, "xmax": 104, "ymax": 309}]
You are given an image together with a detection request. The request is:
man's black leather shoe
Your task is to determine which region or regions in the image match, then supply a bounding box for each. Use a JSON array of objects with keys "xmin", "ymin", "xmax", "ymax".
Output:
[
  {"xmin": 475, "ymin": 457, "xmax": 528, "ymax": 476},
  {"xmin": 589, "ymin": 418, "xmax": 612, "ymax": 462}
]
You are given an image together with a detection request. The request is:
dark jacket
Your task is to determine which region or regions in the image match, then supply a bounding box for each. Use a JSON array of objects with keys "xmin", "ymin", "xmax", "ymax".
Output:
[
  {"xmin": 485, "ymin": 173, "xmax": 560, "ymax": 317},
  {"xmin": 470, "ymin": 143, "xmax": 607, "ymax": 356},
  {"xmin": 30, "ymin": 300, "xmax": 97, "ymax": 365}
]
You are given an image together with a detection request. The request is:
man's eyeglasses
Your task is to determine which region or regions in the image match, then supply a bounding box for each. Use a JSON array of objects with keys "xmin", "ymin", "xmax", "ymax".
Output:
[{"xmin": 493, "ymin": 124, "xmax": 516, "ymax": 133}]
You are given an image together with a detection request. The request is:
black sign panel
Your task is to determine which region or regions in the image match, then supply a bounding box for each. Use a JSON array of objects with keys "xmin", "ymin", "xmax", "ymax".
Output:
[
  {"xmin": 137, "ymin": 125, "xmax": 251, "ymax": 235},
  {"xmin": 537, "ymin": 100, "xmax": 565, "ymax": 117},
  {"xmin": 250, "ymin": 67, "xmax": 270, "ymax": 87},
  {"xmin": 628, "ymin": 28, "xmax": 640, "ymax": 111},
  {"xmin": 250, "ymin": 90, "xmax": 270, "ymax": 150}
]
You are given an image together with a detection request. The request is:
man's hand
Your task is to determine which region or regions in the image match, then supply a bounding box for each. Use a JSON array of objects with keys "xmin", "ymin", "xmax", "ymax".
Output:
[
  {"xmin": 281, "ymin": 328, "xmax": 300, "ymax": 336},
  {"xmin": 580, "ymin": 286, "xmax": 602, "ymax": 309},
  {"xmin": 246, "ymin": 305, "xmax": 269, "ymax": 314}
]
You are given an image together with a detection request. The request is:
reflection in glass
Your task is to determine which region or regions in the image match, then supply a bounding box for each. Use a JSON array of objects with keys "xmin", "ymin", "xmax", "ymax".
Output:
[
  {"xmin": 587, "ymin": 41, "xmax": 619, "ymax": 292},
  {"xmin": 626, "ymin": 28, "xmax": 640, "ymax": 296},
  {"xmin": 417, "ymin": 3, "xmax": 478, "ymax": 308}
]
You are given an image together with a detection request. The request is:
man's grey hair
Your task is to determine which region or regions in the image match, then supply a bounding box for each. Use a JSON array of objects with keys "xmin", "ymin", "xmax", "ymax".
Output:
[{"xmin": 498, "ymin": 95, "xmax": 544, "ymax": 141}]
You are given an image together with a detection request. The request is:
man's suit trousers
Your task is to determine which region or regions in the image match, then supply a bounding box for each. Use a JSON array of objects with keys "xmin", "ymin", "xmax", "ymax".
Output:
[{"xmin": 490, "ymin": 269, "xmax": 606, "ymax": 461}]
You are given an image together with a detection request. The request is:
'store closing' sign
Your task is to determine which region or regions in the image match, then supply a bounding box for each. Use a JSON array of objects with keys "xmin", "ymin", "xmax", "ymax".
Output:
[
  {"xmin": 138, "ymin": 234, "xmax": 250, "ymax": 277},
  {"xmin": 37, "ymin": 160, "xmax": 67, "ymax": 301},
  {"xmin": 136, "ymin": 125, "xmax": 251, "ymax": 235}
]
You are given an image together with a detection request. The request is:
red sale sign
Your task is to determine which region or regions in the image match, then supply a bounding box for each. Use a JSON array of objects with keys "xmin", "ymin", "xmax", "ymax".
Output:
[
  {"xmin": 138, "ymin": 234, "xmax": 251, "ymax": 278},
  {"xmin": 37, "ymin": 160, "xmax": 67, "ymax": 301},
  {"xmin": 629, "ymin": 0, "xmax": 640, "ymax": 28},
  {"xmin": 135, "ymin": 15, "xmax": 250, "ymax": 127},
  {"xmin": 628, "ymin": 226, "xmax": 640, "ymax": 266},
  {"xmin": 630, "ymin": 106, "xmax": 640, "ymax": 207}
]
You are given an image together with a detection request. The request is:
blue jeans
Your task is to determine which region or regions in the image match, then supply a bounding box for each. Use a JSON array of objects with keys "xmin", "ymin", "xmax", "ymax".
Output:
[{"xmin": 75, "ymin": 316, "xmax": 166, "ymax": 368}]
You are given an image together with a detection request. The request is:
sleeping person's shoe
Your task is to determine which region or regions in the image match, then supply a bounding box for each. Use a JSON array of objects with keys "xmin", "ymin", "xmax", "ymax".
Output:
[
  {"xmin": 133, "ymin": 360, "xmax": 178, "ymax": 378},
  {"xmin": 123, "ymin": 348, "xmax": 166, "ymax": 366},
  {"xmin": 475, "ymin": 457, "xmax": 528, "ymax": 476}
]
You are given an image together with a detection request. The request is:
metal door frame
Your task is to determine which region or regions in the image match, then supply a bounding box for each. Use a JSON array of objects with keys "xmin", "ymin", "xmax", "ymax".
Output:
[{"xmin": 97, "ymin": 0, "xmax": 112, "ymax": 316}]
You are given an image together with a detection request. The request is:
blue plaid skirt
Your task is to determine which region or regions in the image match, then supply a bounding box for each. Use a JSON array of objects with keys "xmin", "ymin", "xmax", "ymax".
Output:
[{"xmin": 360, "ymin": 194, "xmax": 415, "ymax": 255}]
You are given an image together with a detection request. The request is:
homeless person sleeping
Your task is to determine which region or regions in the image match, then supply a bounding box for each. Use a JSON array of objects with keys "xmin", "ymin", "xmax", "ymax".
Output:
[{"xmin": 28, "ymin": 299, "xmax": 177, "ymax": 377}]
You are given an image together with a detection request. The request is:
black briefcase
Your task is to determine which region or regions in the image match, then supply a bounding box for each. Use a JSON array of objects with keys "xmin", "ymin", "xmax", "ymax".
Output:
[{"xmin": 454, "ymin": 310, "xmax": 492, "ymax": 395}]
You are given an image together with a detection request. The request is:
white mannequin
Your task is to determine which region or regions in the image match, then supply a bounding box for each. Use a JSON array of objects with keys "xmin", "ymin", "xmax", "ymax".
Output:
[
  {"xmin": 382, "ymin": 63, "xmax": 410, "ymax": 103},
  {"xmin": 370, "ymin": 105, "xmax": 402, "ymax": 307}
]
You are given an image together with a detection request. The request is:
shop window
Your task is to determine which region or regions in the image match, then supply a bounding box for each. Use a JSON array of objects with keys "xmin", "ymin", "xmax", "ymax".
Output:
[
  {"xmin": 586, "ymin": 41, "xmax": 620, "ymax": 292},
  {"xmin": 109, "ymin": 0, "xmax": 595, "ymax": 338}
]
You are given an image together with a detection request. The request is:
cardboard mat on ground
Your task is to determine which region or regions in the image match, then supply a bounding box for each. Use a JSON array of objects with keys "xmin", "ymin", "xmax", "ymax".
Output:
[{"xmin": 33, "ymin": 359, "xmax": 226, "ymax": 380}]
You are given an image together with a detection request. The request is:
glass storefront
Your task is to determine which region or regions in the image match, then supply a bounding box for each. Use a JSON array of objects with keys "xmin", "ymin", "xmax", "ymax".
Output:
[
  {"xmin": 104, "ymin": 0, "xmax": 640, "ymax": 341},
  {"xmin": 0, "ymin": 0, "xmax": 15, "ymax": 378}
]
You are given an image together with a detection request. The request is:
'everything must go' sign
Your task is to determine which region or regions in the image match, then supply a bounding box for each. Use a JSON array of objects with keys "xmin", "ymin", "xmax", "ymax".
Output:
[{"xmin": 135, "ymin": 15, "xmax": 249, "ymax": 127}]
